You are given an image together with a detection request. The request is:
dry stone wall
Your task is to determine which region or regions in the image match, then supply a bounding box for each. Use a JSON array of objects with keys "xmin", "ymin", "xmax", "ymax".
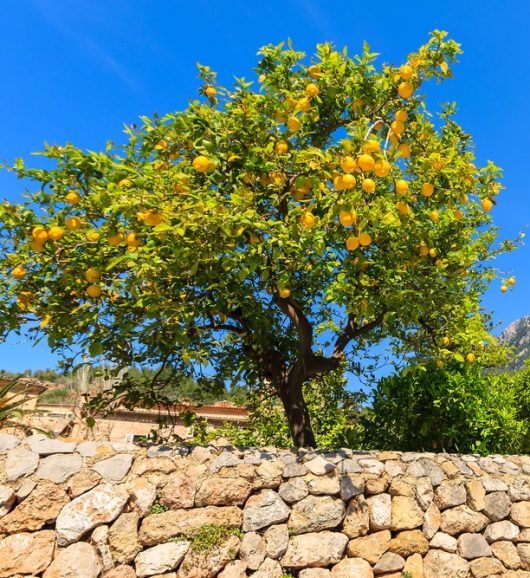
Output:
[{"xmin": 3, "ymin": 434, "xmax": 530, "ymax": 577}]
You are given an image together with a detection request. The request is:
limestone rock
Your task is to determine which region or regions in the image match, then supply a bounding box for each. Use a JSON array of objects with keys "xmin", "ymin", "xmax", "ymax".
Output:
[
  {"xmin": 196, "ymin": 475, "xmax": 252, "ymax": 507},
  {"xmin": 128, "ymin": 477, "xmax": 157, "ymax": 516},
  {"xmin": 430, "ymin": 531, "xmax": 458, "ymax": 553},
  {"xmin": 365, "ymin": 478, "xmax": 389, "ymax": 495},
  {"xmin": 177, "ymin": 534, "xmax": 239, "ymax": 578},
  {"xmin": 68, "ymin": 469, "xmax": 101, "ymax": 497},
  {"xmin": 56, "ymin": 483, "xmax": 129, "ymax": 545},
  {"xmin": 434, "ymin": 484, "xmax": 467, "ymax": 510},
  {"xmin": 136, "ymin": 457, "xmax": 177, "ymax": 476},
  {"xmin": 103, "ymin": 566, "xmax": 137, "ymax": 578},
  {"xmin": 92, "ymin": 454, "xmax": 134, "ymax": 482},
  {"xmin": 254, "ymin": 461, "xmax": 282, "ymax": 490},
  {"xmin": 135, "ymin": 541, "xmax": 191, "ymax": 577},
  {"xmin": 403, "ymin": 552, "xmax": 424, "ymax": 578},
  {"xmin": 278, "ymin": 478, "xmax": 308, "ymax": 503},
  {"xmin": 250, "ymin": 557, "xmax": 282, "ymax": 578},
  {"xmin": 330, "ymin": 557, "xmax": 373, "ymax": 578},
  {"xmin": 466, "ymin": 480, "xmax": 486, "ymax": 511},
  {"xmin": 340, "ymin": 475, "xmax": 364, "ymax": 501},
  {"xmin": 282, "ymin": 461, "xmax": 308, "ymax": 478},
  {"xmin": 305, "ymin": 456, "xmax": 334, "ymax": 476},
  {"xmin": 342, "ymin": 495, "xmax": 369, "ymax": 538},
  {"xmin": 288, "ymin": 494, "xmax": 344, "ymax": 534},
  {"xmin": 391, "ymin": 496, "xmax": 423, "ymax": 530},
  {"xmin": 423, "ymin": 549, "xmax": 469, "ymax": 578},
  {"xmin": 159, "ymin": 472, "xmax": 196, "ymax": 509},
  {"xmin": 4, "ymin": 446, "xmax": 39, "ymax": 481},
  {"xmin": 240, "ymin": 532, "xmax": 266, "ymax": 570},
  {"xmin": 483, "ymin": 490, "xmax": 511, "ymax": 521},
  {"xmin": 0, "ymin": 486, "xmax": 15, "ymax": 518},
  {"xmin": 367, "ymin": 493, "xmax": 392, "ymax": 531},
  {"xmin": 264, "ymin": 524, "xmax": 289, "ymax": 559},
  {"xmin": 389, "ymin": 529, "xmax": 429, "ymax": 557},
  {"xmin": 347, "ymin": 530, "xmax": 391, "ymax": 564},
  {"xmin": 109, "ymin": 512, "xmax": 141, "ymax": 563},
  {"xmin": 458, "ymin": 533, "xmax": 492, "ymax": 559},
  {"xmin": 15, "ymin": 478, "xmax": 36, "ymax": 500},
  {"xmin": 519, "ymin": 543, "xmax": 530, "ymax": 570},
  {"xmin": 210, "ymin": 451, "xmax": 242, "ymax": 473},
  {"xmin": 281, "ymin": 531, "xmax": 348, "ymax": 568},
  {"xmin": 482, "ymin": 478, "xmax": 508, "ymax": 492},
  {"xmin": 491, "ymin": 541, "xmax": 521, "ymax": 569},
  {"xmin": 485, "ymin": 520, "xmax": 520, "ymax": 542},
  {"xmin": 440, "ymin": 505, "xmax": 489, "ymax": 535},
  {"xmin": 0, "ymin": 483, "xmax": 68, "ymax": 533},
  {"xmin": 26, "ymin": 433, "xmax": 76, "ymax": 455},
  {"xmin": 0, "ymin": 433, "xmax": 19, "ymax": 452},
  {"xmin": 415, "ymin": 477, "xmax": 434, "ymax": 510},
  {"xmin": 306, "ymin": 473, "xmax": 340, "ymax": 496},
  {"xmin": 43, "ymin": 542, "xmax": 101, "ymax": 578},
  {"xmin": 468, "ymin": 556, "xmax": 505, "ymax": 578},
  {"xmin": 510, "ymin": 481, "xmax": 530, "ymax": 502},
  {"xmin": 373, "ymin": 552, "xmax": 404, "ymax": 575},
  {"xmin": 0, "ymin": 530, "xmax": 55, "ymax": 577},
  {"xmin": 140, "ymin": 506, "xmax": 242, "ymax": 546},
  {"xmin": 243, "ymin": 490, "xmax": 290, "ymax": 532},
  {"xmin": 423, "ymin": 502, "xmax": 441, "ymax": 539},
  {"xmin": 35, "ymin": 453, "xmax": 83, "ymax": 483},
  {"xmin": 299, "ymin": 570, "xmax": 331, "ymax": 578},
  {"xmin": 217, "ymin": 561, "xmax": 248, "ymax": 578},
  {"xmin": 513, "ymin": 502, "xmax": 530, "ymax": 527}
]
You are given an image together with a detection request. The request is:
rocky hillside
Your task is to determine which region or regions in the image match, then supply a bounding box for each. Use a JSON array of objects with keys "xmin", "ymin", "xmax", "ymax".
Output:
[{"xmin": 500, "ymin": 315, "xmax": 530, "ymax": 370}]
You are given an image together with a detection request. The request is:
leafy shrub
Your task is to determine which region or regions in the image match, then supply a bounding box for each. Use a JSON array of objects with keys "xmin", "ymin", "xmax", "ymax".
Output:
[{"xmin": 361, "ymin": 364, "xmax": 528, "ymax": 455}]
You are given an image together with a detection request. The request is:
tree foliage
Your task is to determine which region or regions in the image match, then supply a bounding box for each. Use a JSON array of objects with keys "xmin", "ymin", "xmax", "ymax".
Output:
[{"xmin": 0, "ymin": 31, "xmax": 515, "ymax": 446}]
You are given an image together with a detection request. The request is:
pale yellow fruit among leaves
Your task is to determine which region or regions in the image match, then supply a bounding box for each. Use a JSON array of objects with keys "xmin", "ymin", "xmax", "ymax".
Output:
[
  {"xmin": 305, "ymin": 83, "xmax": 320, "ymax": 97},
  {"xmin": 48, "ymin": 226, "xmax": 65, "ymax": 241},
  {"xmin": 126, "ymin": 232, "xmax": 141, "ymax": 247},
  {"xmin": 65, "ymin": 216, "xmax": 82, "ymax": 230},
  {"xmin": 119, "ymin": 178, "xmax": 133, "ymax": 189},
  {"xmin": 399, "ymin": 64, "xmax": 413, "ymax": 79},
  {"xmin": 482, "ymin": 198, "xmax": 493, "ymax": 212},
  {"xmin": 395, "ymin": 109, "xmax": 408, "ymax": 122},
  {"xmin": 453, "ymin": 210, "xmax": 463, "ymax": 221},
  {"xmin": 396, "ymin": 201, "xmax": 410, "ymax": 216},
  {"xmin": 85, "ymin": 268, "xmax": 100, "ymax": 283},
  {"xmin": 86, "ymin": 230, "xmax": 100, "ymax": 241},
  {"xmin": 12, "ymin": 266, "xmax": 26, "ymax": 280},
  {"xmin": 297, "ymin": 97, "xmax": 311, "ymax": 112},
  {"xmin": 419, "ymin": 243, "xmax": 429, "ymax": 257},
  {"xmin": 155, "ymin": 140, "xmax": 169, "ymax": 150},
  {"xmin": 440, "ymin": 336, "xmax": 450, "ymax": 347},
  {"xmin": 86, "ymin": 284, "xmax": 102, "ymax": 299},
  {"xmin": 339, "ymin": 209, "xmax": 357, "ymax": 227},
  {"xmin": 30, "ymin": 240, "xmax": 45, "ymax": 252},
  {"xmin": 395, "ymin": 179, "xmax": 409, "ymax": 195},
  {"xmin": 108, "ymin": 233, "xmax": 124, "ymax": 246},
  {"xmin": 205, "ymin": 86, "xmax": 216, "ymax": 98},
  {"xmin": 397, "ymin": 142, "xmax": 410, "ymax": 158},
  {"xmin": 341, "ymin": 174, "xmax": 356, "ymax": 190},
  {"xmin": 430, "ymin": 210, "xmax": 440, "ymax": 222},
  {"xmin": 398, "ymin": 82, "xmax": 414, "ymax": 99},
  {"xmin": 65, "ymin": 191, "xmax": 81, "ymax": 204},
  {"xmin": 32, "ymin": 226, "xmax": 49, "ymax": 243},
  {"xmin": 429, "ymin": 248, "xmax": 438, "ymax": 258},
  {"xmin": 275, "ymin": 140, "xmax": 289, "ymax": 154},
  {"xmin": 363, "ymin": 140, "xmax": 380, "ymax": 154},
  {"xmin": 287, "ymin": 117, "xmax": 301, "ymax": 132},
  {"xmin": 340, "ymin": 156, "xmax": 356, "ymax": 173},
  {"xmin": 278, "ymin": 287, "xmax": 291, "ymax": 298},
  {"xmin": 333, "ymin": 176, "xmax": 345, "ymax": 191},
  {"xmin": 374, "ymin": 159, "xmax": 390, "ymax": 177},
  {"xmin": 357, "ymin": 154, "xmax": 375, "ymax": 172},
  {"xmin": 144, "ymin": 211, "xmax": 163, "ymax": 226},
  {"xmin": 421, "ymin": 183, "xmax": 434, "ymax": 197},
  {"xmin": 358, "ymin": 232, "xmax": 372, "ymax": 246},
  {"xmin": 362, "ymin": 178, "xmax": 376, "ymax": 194},
  {"xmin": 307, "ymin": 65, "xmax": 321, "ymax": 78},
  {"xmin": 391, "ymin": 120, "xmax": 405, "ymax": 135},
  {"xmin": 345, "ymin": 236, "xmax": 360, "ymax": 251},
  {"xmin": 500, "ymin": 285, "xmax": 508, "ymax": 293},
  {"xmin": 508, "ymin": 277, "xmax": 516, "ymax": 286},
  {"xmin": 192, "ymin": 155, "xmax": 211, "ymax": 173},
  {"xmin": 436, "ymin": 359, "xmax": 444, "ymax": 369},
  {"xmin": 466, "ymin": 352, "xmax": 476, "ymax": 364},
  {"xmin": 300, "ymin": 211, "xmax": 316, "ymax": 228}
]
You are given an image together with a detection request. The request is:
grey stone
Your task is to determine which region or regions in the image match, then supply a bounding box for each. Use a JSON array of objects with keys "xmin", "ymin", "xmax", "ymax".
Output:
[
  {"xmin": 92, "ymin": 454, "xmax": 134, "ymax": 482},
  {"xmin": 4, "ymin": 446, "xmax": 39, "ymax": 481},
  {"xmin": 423, "ymin": 549, "xmax": 469, "ymax": 578},
  {"xmin": 340, "ymin": 474, "xmax": 364, "ymax": 501},
  {"xmin": 373, "ymin": 552, "xmax": 404, "ymax": 574},
  {"xmin": 510, "ymin": 480, "xmax": 530, "ymax": 502},
  {"xmin": 278, "ymin": 478, "xmax": 308, "ymax": 503},
  {"xmin": 281, "ymin": 531, "xmax": 348, "ymax": 568},
  {"xmin": 243, "ymin": 489, "xmax": 290, "ymax": 532},
  {"xmin": 305, "ymin": 456, "xmax": 334, "ymax": 476},
  {"xmin": 483, "ymin": 490, "xmax": 511, "ymax": 521},
  {"xmin": 251, "ymin": 557, "xmax": 282, "ymax": 578},
  {"xmin": 484, "ymin": 520, "xmax": 520, "ymax": 542},
  {"xmin": 240, "ymin": 532, "xmax": 266, "ymax": 570},
  {"xmin": 36, "ymin": 453, "xmax": 82, "ymax": 483},
  {"xmin": 25, "ymin": 433, "xmax": 76, "ymax": 455},
  {"xmin": 415, "ymin": 477, "xmax": 434, "ymax": 510},
  {"xmin": 288, "ymin": 495, "xmax": 345, "ymax": 534},
  {"xmin": 458, "ymin": 533, "xmax": 492, "ymax": 559},
  {"xmin": 264, "ymin": 524, "xmax": 289, "ymax": 559},
  {"xmin": 435, "ymin": 483, "xmax": 467, "ymax": 510},
  {"xmin": 367, "ymin": 493, "xmax": 392, "ymax": 531},
  {"xmin": 358, "ymin": 458, "xmax": 384, "ymax": 475},
  {"xmin": 42, "ymin": 542, "xmax": 101, "ymax": 578},
  {"xmin": 135, "ymin": 541, "xmax": 191, "ymax": 577},
  {"xmin": 15, "ymin": 478, "xmax": 36, "ymax": 500},
  {"xmin": 146, "ymin": 445, "xmax": 174, "ymax": 458},
  {"xmin": 0, "ymin": 485, "xmax": 15, "ymax": 518},
  {"xmin": 282, "ymin": 461, "xmax": 308, "ymax": 478},
  {"xmin": 210, "ymin": 451, "xmax": 242, "ymax": 473},
  {"xmin": 339, "ymin": 459, "xmax": 361, "ymax": 474},
  {"xmin": 482, "ymin": 478, "xmax": 508, "ymax": 493},
  {"xmin": 0, "ymin": 433, "xmax": 19, "ymax": 452},
  {"xmin": 77, "ymin": 441, "xmax": 111, "ymax": 457}
]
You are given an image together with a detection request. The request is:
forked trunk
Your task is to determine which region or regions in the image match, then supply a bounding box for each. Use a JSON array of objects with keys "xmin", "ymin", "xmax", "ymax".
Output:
[{"xmin": 277, "ymin": 373, "xmax": 316, "ymax": 448}]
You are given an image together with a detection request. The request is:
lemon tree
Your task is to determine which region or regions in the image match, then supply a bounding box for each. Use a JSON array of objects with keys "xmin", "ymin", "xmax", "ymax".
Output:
[{"xmin": 0, "ymin": 31, "xmax": 516, "ymax": 447}]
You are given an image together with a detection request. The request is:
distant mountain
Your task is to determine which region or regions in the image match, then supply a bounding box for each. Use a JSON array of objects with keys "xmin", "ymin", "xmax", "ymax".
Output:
[{"xmin": 500, "ymin": 316, "xmax": 530, "ymax": 370}]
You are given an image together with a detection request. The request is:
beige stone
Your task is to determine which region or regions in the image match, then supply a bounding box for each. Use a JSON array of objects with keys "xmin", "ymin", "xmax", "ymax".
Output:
[
  {"xmin": 240, "ymin": 532, "xmax": 266, "ymax": 570},
  {"xmin": 306, "ymin": 472, "xmax": 341, "ymax": 496},
  {"xmin": 251, "ymin": 557, "xmax": 282, "ymax": 578},
  {"xmin": 217, "ymin": 560, "xmax": 248, "ymax": 578},
  {"xmin": 389, "ymin": 478, "xmax": 415, "ymax": 496},
  {"xmin": 0, "ymin": 483, "xmax": 68, "ymax": 533},
  {"xmin": 520, "ymin": 543, "xmax": 530, "ymax": 570},
  {"xmin": 0, "ymin": 486, "xmax": 15, "ymax": 518},
  {"xmin": 440, "ymin": 505, "xmax": 489, "ymax": 535},
  {"xmin": 389, "ymin": 529, "xmax": 429, "ymax": 557},
  {"xmin": 342, "ymin": 495, "xmax": 369, "ymax": 538},
  {"xmin": 423, "ymin": 501, "xmax": 441, "ymax": 539},
  {"xmin": 43, "ymin": 542, "xmax": 101, "ymax": 578},
  {"xmin": 434, "ymin": 483, "xmax": 466, "ymax": 510},
  {"xmin": 140, "ymin": 506, "xmax": 242, "ymax": 546},
  {"xmin": 430, "ymin": 532, "xmax": 458, "ymax": 553},
  {"xmin": 403, "ymin": 553, "xmax": 424, "ymax": 578},
  {"xmin": 196, "ymin": 475, "xmax": 252, "ymax": 507},
  {"xmin": 346, "ymin": 530, "xmax": 391, "ymax": 564},
  {"xmin": 288, "ymin": 495, "xmax": 344, "ymax": 535},
  {"xmin": 128, "ymin": 476, "xmax": 157, "ymax": 516},
  {"xmin": 423, "ymin": 549, "xmax": 469, "ymax": 578},
  {"xmin": 177, "ymin": 534, "xmax": 239, "ymax": 578},
  {"xmin": 491, "ymin": 541, "xmax": 521, "ymax": 569},
  {"xmin": 135, "ymin": 457, "xmax": 176, "ymax": 475},
  {"xmin": 330, "ymin": 557, "xmax": 373, "ymax": 578},
  {"xmin": 159, "ymin": 472, "xmax": 196, "ymax": 509},
  {"xmin": 485, "ymin": 520, "xmax": 520, "ymax": 542},
  {"xmin": 278, "ymin": 478, "xmax": 308, "ymax": 503},
  {"xmin": 457, "ymin": 532, "xmax": 492, "ymax": 560},
  {"xmin": 108, "ymin": 511, "xmax": 141, "ymax": 563},
  {"xmin": 244, "ymin": 489, "xmax": 290, "ymax": 532},
  {"xmin": 373, "ymin": 552, "xmax": 404, "ymax": 574},
  {"xmin": 367, "ymin": 493, "xmax": 392, "ymax": 531},
  {"xmin": 0, "ymin": 530, "xmax": 55, "ymax": 577},
  {"xmin": 391, "ymin": 496, "xmax": 423, "ymax": 530},
  {"xmin": 253, "ymin": 461, "xmax": 282, "ymax": 490},
  {"xmin": 281, "ymin": 531, "xmax": 348, "ymax": 568},
  {"xmin": 466, "ymin": 480, "xmax": 486, "ymax": 511},
  {"xmin": 365, "ymin": 478, "xmax": 388, "ymax": 495},
  {"xmin": 468, "ymin": 556, "xmax": 505, "ymax": 578},
  {"xmin": 68, "ymin": 469, "xmax": 101, "ymax": 497},
  {"xmin": 298, "ymin": 570, "xmax": 330, "ymax": 578},
  {"xmin": 135, "ymin": 540, "xmax": 191, "ymax": 577},
  {"xmin": 263, "ymin": 524, "xmax": 289, "ymax": 559},
  {"xmin": 103, "ymin": 566, "xmax": 137, "ymax": 578},
  {"xmin": 513, "ymin": 502, "xmax": 530, "ymax": 527}
]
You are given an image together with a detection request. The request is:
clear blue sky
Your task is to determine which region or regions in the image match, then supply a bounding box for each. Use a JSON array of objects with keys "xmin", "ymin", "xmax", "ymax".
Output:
[{"xmin": 1, "ymin": 0, "xmax": 529, "ymax": 372}]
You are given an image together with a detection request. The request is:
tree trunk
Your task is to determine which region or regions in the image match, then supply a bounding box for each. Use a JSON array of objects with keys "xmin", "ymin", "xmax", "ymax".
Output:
[{"xmin": 277, "ymin": 371, "xmax": 316, "ymax": 448}]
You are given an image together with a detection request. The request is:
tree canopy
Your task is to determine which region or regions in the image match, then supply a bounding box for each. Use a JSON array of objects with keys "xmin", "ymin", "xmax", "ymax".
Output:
[{"xmin": 0, "ymin": 31, "xmax": 515, "ymax": 446}]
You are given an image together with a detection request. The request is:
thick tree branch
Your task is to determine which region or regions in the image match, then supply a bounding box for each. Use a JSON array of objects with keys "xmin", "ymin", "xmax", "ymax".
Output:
[
  {"xmin": 274, "ymin": 295, "xmax": 313, "ymax": 358},
  {"xmin": 333, "ymin": 311, "xmax": 386, "ymax": 357}
]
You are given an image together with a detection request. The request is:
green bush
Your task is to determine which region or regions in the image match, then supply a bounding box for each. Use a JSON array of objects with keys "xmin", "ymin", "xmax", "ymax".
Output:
[{"xmin": 361, "ymin": 364, "xmax": 529, "ymax": 455}]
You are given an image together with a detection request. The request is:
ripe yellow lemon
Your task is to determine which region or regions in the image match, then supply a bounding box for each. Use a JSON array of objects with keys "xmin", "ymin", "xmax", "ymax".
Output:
[
  {"xmin": 398, "ymin": 82, "xmax": 414, "ymax": 99},
  {"xmin": 287, "ymin": 117, "xmax": 301, "ymax": 132},
  {"xmin": 391, "ymin": 120, "xmax": 405, "ymax": 135},
  {"xmin": 481, "ymin": 198, "xmax": 493, "ymax": 212},
  {"xmin": 466, "ymin": 352, "xmax": 476, "ymax": 364},
  {"xmin": 419, "ymin": 243, "xmax": 429, "ymax": 257},
  {"xmin": 108, "ymin": 233, "xmax": 124, "ymax": 246},
  {"xmin": 397, "ymin": 143, "xmax": 410, "ymax": 158},
  {"xmin": 297, "ymin": 97, "xmax": 311, "ymax": 112},
  {"xmin": 333, "ymin": 176, "xmax": 345, "ymax": 191},
  {"xmin": 307, "ymin": 65, "xmax": 321, "ymax": 78},
  {"xmin": 345, "ymin": 236, "xmax": 360, "ymax": 251},
  {"xmin": 48, "ymin": 226, "xmax": 65, "ymax": 241},
  {"xmin": 30, "ymin": 240, "xmax": 45, "ymax": 252},
  {"xmin": 86, "ymin": 284, "xmax": 102, "ymax": 298},
  {"xmin": 421, "ymin": 183, "xmax": 434, "ymax": 197},
  {"xmin": 32, "ymin": 226, "xmax": 48, "ymax": 243},
  {"xmin": 119, "ymin": 178, "xmax": 133, "ymax": 189},
  {"xmin": 305, "ymin": 83, "xmax": 320, "ymax": 97},
  {"xmin": 65, "ymin": 216, "xmax": 82, "ymax": 230},
  {"xmin": 12, "ymin": 266, "xmax": 26, "ymax": 280},
  {"xmin": 357, "ymin": 154, "xmax": 375, "ymax": 172},
  {"xmin": 126, "ymin": 232, "xmax": 141, "ymax": 247},
  {"xmin": 399, "ymin": 64, "xmax": 413, "ymax": 80},
  {"xmin": 278, "ymin": 287, "xmax": 291, "ymax": 298},
  {"xmin": 65, "ymin": 191, "xmax": 81, "ymax": 204},
  {"xmin": 429, "ymin": 248, "xmax": 438, "ymax": 258},
  {"xmin": 340, "ymin": 156, "xmax": 357, "ymax": 173},
  {"xmin": 363, "ymin": 140, "xmax": 380, "ymax": 154},
  {"xmin": 395, "ymin": 110, "xmax": 408, "ymax": 122},
  {"xmin": 395, "ymin": 179, "xmax": 409, "ymax": 195},
  {"xmin": 205, "ymin": 86, "xmax": 216, "ymax": 98},
  {"xmin": 86, "ymin": 230, "xmax": 100, "ymax": 242},
  {"xmin": 440, "ymin": 336, "xmax": 450, "ymax": 347},
  {"xmin": 341, "ymin": 174, "xmax": 356, "ymax": 190},
  {"xmin": 430, "ymin": 211, "xmax": 440, "ymax": 222},
  {"xmin": 144, "ymin": 212, "xmax": 163, "ymax": 226},
  {"xmin": 358, "ymin": 232, "xmax": 372, "ymax": 246},
  {"xmin": 374, "ymin": 159, "xmax": 390, "ymax": 177},
  {"xmin": 362, "ymin": 179, "xmax": 376, "ymax": 194},
  {"xmin": 300, "ymin": 211, "xmax": 316, "ymax": 228},
  {"xmin": 500, "ymin": 285, "xmax": 508, "ymax": 293},
  {"xmin": 396, "ymin": 201, "xmax": 410, "ymax": 216},
  {"xmin": 454, "ymin": 210, "xmax": 463, "ymax": 221},
  {"xmin": 85, "ymin": 268, "xmax": 100, "ymax": 283},
  {"xmin": 192, "ymin": 155, "xmax": 211, "ymax": 173},
  {"xmin": 339, "ymin": 209, "xmax": 357, "ymax": 227},
  {"xmin": 436, "ymin": 359, "xmax": 444, "ymax": 369},
  {"xmin": 275, "ymin": 141, "xmax": 289, "ymax": 154},
  {"xmin": 508, "ymin": 277, "xmax": 516, "ymax": 286},
  {"xmin": 155, "ymin": 140, "xmax": 169, "ymax": 150}
]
